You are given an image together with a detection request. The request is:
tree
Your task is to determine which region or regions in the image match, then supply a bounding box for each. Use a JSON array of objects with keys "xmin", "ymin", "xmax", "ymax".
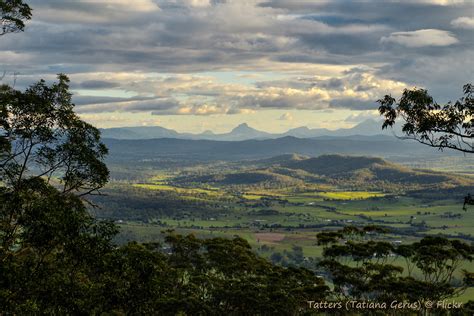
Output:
[
  {"xmin": 0, "ymin": 75, "xmax": 113, "ymax": 313},
  {"xmin": 0, "ymin": 0, "xmax": 32, "ymax": 35},
  {"xmin": 378, "ymin": 83, "xmax": 473, "ymax": 153},
  {"xmin": 318, "ymin": 226, "xmax": 474, "ymax": 305},
  {"xmin": 0, "ymin": 74, "xmax": 109, "ymax": 196},
  {"xmin": 0, "ymin": 75, "xmax": 109, "ymax": 253},
  {"xmin": 161, "ymin": 233, "xmax": 329, "ymax": 315}
]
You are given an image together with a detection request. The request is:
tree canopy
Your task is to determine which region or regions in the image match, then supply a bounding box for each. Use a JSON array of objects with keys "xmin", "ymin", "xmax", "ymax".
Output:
[
  {"xmin": 0, "ymin": 0, "xmax": 31, "ymax": 35},
  {"xmin": 317, "ymin": 226, "xmax": 474, "ymax": 306},
  {"xmin": 378, "ymin": 84, "xmax": 473, "ymax": 153}
]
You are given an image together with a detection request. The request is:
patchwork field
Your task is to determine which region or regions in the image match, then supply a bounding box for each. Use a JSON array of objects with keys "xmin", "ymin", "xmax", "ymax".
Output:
[{"xmin": 91, "ymin": 154, "xmax": 474, "ymax": 302}]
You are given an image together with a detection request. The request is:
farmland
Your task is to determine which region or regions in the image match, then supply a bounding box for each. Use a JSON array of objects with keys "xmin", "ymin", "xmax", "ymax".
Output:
[
  {"xmin": 81, "ymin": 153, "xmax": 474, "ymax": 304},
  {"xmin": 92, "ymin": 154, "xmax": 474, "ymax": 263}
]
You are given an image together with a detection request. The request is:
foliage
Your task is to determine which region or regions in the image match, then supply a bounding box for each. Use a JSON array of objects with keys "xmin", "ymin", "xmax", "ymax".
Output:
[
  {"xmin": 0, "ymin": 0, "xmax": 31, "ymax": 35},
  {"xmin": 318, "ymin": 226, "xmax": 474, "ymax": 303},
  {"xmin": 378, "ymin": 83, "xmax": 473, "ymax": 153},
  {"xmin": 0, "ymin": 76, "xmax": 114, "ymax": 313},
  {"xmin": 0, "ymin": 74, "xmax": 109, "ymax": 195}
]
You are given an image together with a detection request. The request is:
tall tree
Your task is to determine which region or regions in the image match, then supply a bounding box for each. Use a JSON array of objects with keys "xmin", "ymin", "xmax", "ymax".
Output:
[
  {"xmin": 0, "ymin": 0, "xmax": 31, "ymax": 35},
  {"xmin": 0, "ymin": 75, "xmax": 114, "ymax": 313},
  {"xmin": 0, "ymin": 74, "xmax": 109, "ymax": 262}
]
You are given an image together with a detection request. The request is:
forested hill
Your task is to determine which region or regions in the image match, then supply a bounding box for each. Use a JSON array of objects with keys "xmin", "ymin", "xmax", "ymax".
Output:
[
  {"xmin": 173, "ymin": 154, "xmax": 472, "ymax": 189},
  {"xmin": 103, "ymin": 135, "xmax": 456, "ymax": 163}
]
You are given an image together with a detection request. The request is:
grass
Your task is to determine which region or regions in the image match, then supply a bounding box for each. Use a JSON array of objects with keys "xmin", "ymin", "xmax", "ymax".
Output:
[
  {"xmin": 133, "ymin": 183, "xmax": 226, "ymax": 198},
  {"xmin": 315, "ymin": 191, "xmax": 386, "ymax": 200},
  {"xmin": 106, "ymin": 161, "xmax": 474, "ymax": 303}
]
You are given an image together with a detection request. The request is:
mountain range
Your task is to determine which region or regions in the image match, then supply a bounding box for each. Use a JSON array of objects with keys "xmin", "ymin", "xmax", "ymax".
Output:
[
  {"xmin": 100, "ymin": 119, "xmax": 402, "ymax": 141},
  {"xmin": 103, "ymin": 134, "xmax": 453, "ymax": 165}
]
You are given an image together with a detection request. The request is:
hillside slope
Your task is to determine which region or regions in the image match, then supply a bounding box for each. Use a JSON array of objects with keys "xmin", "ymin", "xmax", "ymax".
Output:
[{"xmin": 174, "ymin": 155, "xmax": 472, "ymax": 191}]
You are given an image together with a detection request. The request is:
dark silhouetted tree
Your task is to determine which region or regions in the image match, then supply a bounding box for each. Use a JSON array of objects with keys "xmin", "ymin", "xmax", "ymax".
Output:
[
  {"xmin": 378, "ymin": 83, "xmax": 473, "ymax": 153},
  {"xmin": 0, "ymin": 0, "xmax": 32, "ymax": 35}
]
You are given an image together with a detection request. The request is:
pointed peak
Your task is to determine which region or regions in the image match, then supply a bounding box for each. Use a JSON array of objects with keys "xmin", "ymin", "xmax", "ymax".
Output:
[{"xmin": 232, "ymin": 123, "xmax": 254, "ymax": 132}]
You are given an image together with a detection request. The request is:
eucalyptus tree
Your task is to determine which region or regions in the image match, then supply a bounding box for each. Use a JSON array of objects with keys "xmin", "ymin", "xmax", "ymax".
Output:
[{"xmin": 0, "ymin": 0, "xmax": 31, "ymax": 35}]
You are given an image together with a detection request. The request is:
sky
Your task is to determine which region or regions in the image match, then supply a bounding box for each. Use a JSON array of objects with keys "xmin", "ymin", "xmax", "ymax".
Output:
[{"xmin": 1, "ymin": 0, "xmax": 473, "ymax": 133}]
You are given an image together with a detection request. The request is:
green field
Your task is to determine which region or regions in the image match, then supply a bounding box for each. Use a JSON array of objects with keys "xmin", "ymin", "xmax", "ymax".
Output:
[{"xmin": 93, "ymin": 155, "xmax": 474, "ymax": 302}]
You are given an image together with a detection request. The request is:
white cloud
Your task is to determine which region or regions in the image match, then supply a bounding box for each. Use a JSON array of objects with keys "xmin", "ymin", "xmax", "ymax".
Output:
[
  {"xmin": 184, "ymin": 0, "xmax": 211, "ymax": 7},
  {"xmin": 394, "ymin": 0, "xmax": 467, "ymax": 5},
  {"xmin": 451, "ymin": 17, "xmax": 474, "ymax": 29},
  {"xmin": 381, "ymin": 29, "xmax": 458, "ymax": 47},
  {"xmin": 82, "ymin": 0, "xmax": 160, "ymax": 11},
  {"xmin": 2, "ymin": 0, "xmax": 472, "ymax": 127},
  {"xmin": 344, "ymin": 111, "xmax": 380, "ymax": 123},
  {"xmin": 426, "ymin": 0, "xmax": 466, "ymax": 5},
  {"xmin": 70, "ymin": 68, "xmax": 407, "ymax": 115}
]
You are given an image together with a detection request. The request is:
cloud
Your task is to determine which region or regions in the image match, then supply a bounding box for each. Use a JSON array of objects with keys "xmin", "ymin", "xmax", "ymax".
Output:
[
  {"xmin": 396, "ymin": 0, "xmax": 467, "ymax": 4},
  {"xmin": 381, "ymin": 29, "xmax": 458, "ymax": 47},
  {"xmin": 73, "ymin": 95, "xmax": 157, "ymax": 106},
  {"xmin": 68, "ymin": 68, "xmax": 408, "ymax": 115},
  {"xmin": 181, "ymin": 0, "xmax": 212, "ymax": 7},
  {"xmin": 1, "ymin": 0, "xmax": 472, "ymax": 126},
  {"xmin": 451, "ymin": 17, "xmax": 474, "ymax": 29},
  {"xmin": 29, "ymin": 0, "xmax": 161, "ymax": 24},
  {"xmin": 3, "ymin": 1, "xmax": 468, "ymax": 75},
  {"xmin": 422, "ymin": 0, "xmax": 467, "ymax": 5},
  {"xmin": 329, "ymin": 98, "xmax": 378, "ymax": 111},
  {"xmin": 344, "ymin": 111, "xmax": 380, "ymax": 123},
  {"xmin": 79, "ymin": 80, "xmax": 120, "ymax": 89},
  {"xmin": 75, "ymin": 98, "xmax": 180, "ymax": 113}
]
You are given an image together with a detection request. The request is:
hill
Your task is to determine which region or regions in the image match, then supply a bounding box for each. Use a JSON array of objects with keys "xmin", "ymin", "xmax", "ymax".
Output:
[
  {"xmin": 174, "ymin": 170, "xmax": 302, "ymax": 186},
  {"xmin": 279, "ymin": 154, "xmax": 466, "ymax": 186},
  {"xmin": 172, "ymin": 154, "xmax": 472, "ymax": 191},
  {"xmin": 282, "ymin": 155, "xmax": 387, "ymax": 176}
]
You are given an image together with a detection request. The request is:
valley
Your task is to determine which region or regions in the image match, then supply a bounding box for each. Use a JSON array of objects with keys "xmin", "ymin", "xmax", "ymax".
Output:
[{"xmin": 90, "ymin": 153, "xmax": 474, "ymax": 271}]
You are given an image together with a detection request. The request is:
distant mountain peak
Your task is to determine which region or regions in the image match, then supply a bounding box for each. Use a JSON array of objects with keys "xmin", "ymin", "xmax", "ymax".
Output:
[
  {"xmin": 232, "ymin": 123, "xmax": 253, "ymax": 132},
  {"xmin": 201, "ymin": 130, "xmax": 215, "ymax": 135},
  {"xmin": 288, "ymin": 126, "xmax": 310, "ymax": 132}
]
